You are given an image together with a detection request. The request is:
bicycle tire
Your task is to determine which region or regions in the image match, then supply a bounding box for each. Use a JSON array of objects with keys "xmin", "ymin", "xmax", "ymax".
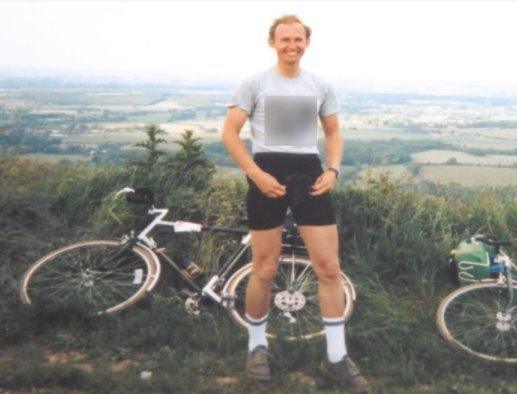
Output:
[
  {"xmin": 224, "ymin": 254, "xmax": 356, "ymax": 341},
  {"xmin": 20, "ymin": 240, "xmax": 157, "ymax": 315},
  {"xmin": 436, "ymin": 280, "xmax": 517, "ymax": 363}
]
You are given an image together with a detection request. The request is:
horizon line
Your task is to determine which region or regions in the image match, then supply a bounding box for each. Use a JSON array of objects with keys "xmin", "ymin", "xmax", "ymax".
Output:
[{"xmin": 2, "ymin": 67, "xmax": 517, "ymax": 98}]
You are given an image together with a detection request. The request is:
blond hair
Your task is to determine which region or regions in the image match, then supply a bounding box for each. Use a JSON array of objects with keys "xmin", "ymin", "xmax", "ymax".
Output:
[{"xmin": 268, "ymin": 14, "xmax": 312, "ymax": 41}]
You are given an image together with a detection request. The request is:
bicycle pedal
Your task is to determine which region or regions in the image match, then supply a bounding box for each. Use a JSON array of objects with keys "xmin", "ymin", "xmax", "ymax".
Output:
[
  {"xmin": 185, "ymin": 297, "xmax": 201, "ymax": 316},
  {"xmin": 221, "ymin": 293, "xmax": 236, "ymax": 309}
]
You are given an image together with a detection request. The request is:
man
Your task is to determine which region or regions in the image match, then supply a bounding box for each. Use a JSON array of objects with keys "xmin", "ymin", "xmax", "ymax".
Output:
[{"xmin": 221, "ymin": 15, "xmax": 371, "ymax": 393}]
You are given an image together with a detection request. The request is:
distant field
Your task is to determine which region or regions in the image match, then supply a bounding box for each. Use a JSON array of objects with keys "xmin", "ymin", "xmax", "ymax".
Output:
[
  {"xmin": 159, "ymin": 121, "xmax": 219, "ymax": 135},
  {"xmin": 452, "ymin": 140, "xmax": 517, "ymax": 151},
  {"xmin": 5, "ymin": 86, "xmax": 517, "ymax": 191},
  {"xmin": 31, "ymin": 109, "xmax": 78, "ymax": 115},
  {"xmin": 61, "ymin": 120, "xmax": 224, "ymax": 147},
  {"xmin": 457, "ymin": 128, "xmax": 517, "ymax": 141},
  {"xmin": 341, "ymin": 125, "xmax": 429, "ymax": 141},
  {"xmin": 144, "ymin": 101, "xmax": 184, "ymax": 111},
  {"xmin": 418, "ymin": 165, "xmax": 517, "ymax": 186},
  {"xmin": 62, "ymin": 133, "xmax": 204, "ymax": 152},
  {"xmin": 358, "ymin": 163, "xmax": 517, "ymax": 187},
  {"xmin": 433, "ymin": 127, "xmax": 517, "ymax": 151},
  {"xmin": 359, "ymin": 165, "xmax": 411, "ymax": 181},
  {"xmin": 64, "ymin": 132, "xmax": 144, "ymax": 146},
  {"xmin": 20, "ymin": 153, "xmax": 90, "ymax": 163},
  {"xmin": 94, "ymin": 122, "xmax": 146, "ymax": 131},
  {"xmin": 411, "ymin": 149, "xmax": 517, "ymax": 166}
]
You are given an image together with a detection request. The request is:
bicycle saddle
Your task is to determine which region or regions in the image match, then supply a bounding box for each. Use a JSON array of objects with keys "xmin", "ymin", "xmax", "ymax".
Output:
[
  {"xmin": 126, "ymin": 187, "xmax": 155, "ymax": 205},
  {"xmin": 284, "ymin": 174, "xmax": 313, "ymax": 207}
]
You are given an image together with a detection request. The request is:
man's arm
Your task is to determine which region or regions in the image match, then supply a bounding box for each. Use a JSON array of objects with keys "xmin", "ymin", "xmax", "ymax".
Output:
[
  {"xmin": 309, "ymin": 113, "xmax": 343, "ymax": 196},
  {"xmin": 321, "ymin": 113, "xmax": 343, "ymax": 169},
  {"xmin": 221, "ymin": 107, "xmax": 260, "ymax": 177},
  {"xmin": 221, "ymin": 107, "xmax": 286, "ymax": 197}
]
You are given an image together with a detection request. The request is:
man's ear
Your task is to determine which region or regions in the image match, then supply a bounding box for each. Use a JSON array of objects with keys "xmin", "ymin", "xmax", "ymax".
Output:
[
  {"xmin": 268, "ymin": 37, "xmax": 274, "ymax": 48},
  {"xmin": 306, "ymin": 37, "xmax": 310, "ymax": 47}
]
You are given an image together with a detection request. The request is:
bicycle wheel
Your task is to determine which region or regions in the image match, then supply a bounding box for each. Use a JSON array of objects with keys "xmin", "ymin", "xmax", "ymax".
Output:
[
  {"xmin": 20, "ymin": 240, "xmax": 157, "ymax": 315},
  {"xmin": 224, "ymin": 254, "xmax": 356, "ymax": 341},
  {"xmin": 436, "ymin": 280, "xmax": 517, "ymax": 363}
]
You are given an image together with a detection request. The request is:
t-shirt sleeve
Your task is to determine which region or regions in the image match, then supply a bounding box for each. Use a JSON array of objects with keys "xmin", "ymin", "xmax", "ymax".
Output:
[
  {"xmin": 227, "ymin": 78, "xmax": 254, "ymax": 115},
  {"xmin": 318, "ymin": 83, "xmax": 339, "ymax": 117}
]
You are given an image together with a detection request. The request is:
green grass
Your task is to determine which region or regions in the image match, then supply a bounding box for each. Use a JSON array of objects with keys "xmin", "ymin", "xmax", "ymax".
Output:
[{"xmin": 1, "ymin": 157, "xmax": 516, "ymax": 392}]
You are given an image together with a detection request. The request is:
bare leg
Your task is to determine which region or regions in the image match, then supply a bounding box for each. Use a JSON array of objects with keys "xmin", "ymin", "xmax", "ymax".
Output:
[
  {"xmin": 298, "ymin": 224, "xmax": 343, "ymax": 317},
  {"xmin": 245, "ymin": 226, "xmax": 283, "ymax": 318},
  {"xmin": 298, "ymin": 224, "xmax": 347, "ymax": 362}
]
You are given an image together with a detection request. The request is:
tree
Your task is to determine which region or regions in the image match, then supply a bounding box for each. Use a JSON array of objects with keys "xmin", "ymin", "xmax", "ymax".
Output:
[
  {"xmin": 163, "ymin": 129, "xmax": 215, "ymax": 190},
  {"xmin": 173, "ymin": 129, "xmax": 206, "ymax": 168},
  {"xmin": 124, "ymin": 128, "xmax": 216, "ymax": 222},
  {"xmin": 133, "ymin": 123, "xmax": 167, "ymax": 169}
]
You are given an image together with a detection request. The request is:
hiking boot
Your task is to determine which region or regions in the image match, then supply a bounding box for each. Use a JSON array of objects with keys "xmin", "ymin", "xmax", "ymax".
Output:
[
  {"xmin": 245, "ymin": 345, "xmax": 271, "ymax": 381},
  {"xmin": 320, "ymin": 356, "xmax": 372, "ymax": 393}
]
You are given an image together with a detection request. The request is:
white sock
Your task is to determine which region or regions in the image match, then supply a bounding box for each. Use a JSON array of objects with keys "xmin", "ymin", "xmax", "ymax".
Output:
[
  {"xmin": 246, "ymin": 313, "xmax": 268, "ymax": 352},
  {"xmin": 323, "ymin": 317, "xmax": 347, "ymax": 363}
]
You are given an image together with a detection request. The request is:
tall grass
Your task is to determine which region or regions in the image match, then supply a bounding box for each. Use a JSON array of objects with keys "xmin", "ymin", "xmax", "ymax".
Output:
[
  {"xmin": 331, "ymin": 174, "xmax": 516, "ymax": 387},
  {"xmin": 1, "ymin": 152, "xmax": 516, "ymax": 392}
]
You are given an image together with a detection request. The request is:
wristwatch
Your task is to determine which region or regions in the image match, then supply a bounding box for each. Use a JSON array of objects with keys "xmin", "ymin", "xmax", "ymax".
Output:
[{"xmin": 327, "ymin": 167, "xmax": 340, "ymax": 179}]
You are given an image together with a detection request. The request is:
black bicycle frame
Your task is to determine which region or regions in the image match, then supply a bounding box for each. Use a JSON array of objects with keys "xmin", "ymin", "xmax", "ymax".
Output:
[
  {"xmin": 148, "ymin": 223, "xmax": 310, "ymax": 299},
  {"xmin": 149, "ymin": 226, "xmax": 251, "ymax": 295},
  {"xmin": 121, "ymin": 201, "xmax": 313, "ymax": 303}
]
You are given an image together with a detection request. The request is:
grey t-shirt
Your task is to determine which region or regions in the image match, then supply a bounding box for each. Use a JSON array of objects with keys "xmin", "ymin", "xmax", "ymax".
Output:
[{"xmin": 228, "ymin": 67, "xmax": 339, "ymax": 154}]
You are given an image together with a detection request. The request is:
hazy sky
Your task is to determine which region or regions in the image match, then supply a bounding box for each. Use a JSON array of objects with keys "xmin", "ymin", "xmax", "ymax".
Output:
[{"xmin": 1, "ymin": 1, "xmax": 517, "ymax": 93}]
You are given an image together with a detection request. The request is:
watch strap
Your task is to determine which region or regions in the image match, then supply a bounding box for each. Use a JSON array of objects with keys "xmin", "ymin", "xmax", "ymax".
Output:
[{"xmin": 327, "ymin": 167, "xmax": 340, "ymax": 179}]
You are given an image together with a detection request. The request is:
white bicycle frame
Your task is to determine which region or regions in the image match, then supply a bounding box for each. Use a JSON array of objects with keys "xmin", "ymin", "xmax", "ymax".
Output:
[{"xmin": 116, "ymin": 187, "xmax": 252, "ymax": 305}]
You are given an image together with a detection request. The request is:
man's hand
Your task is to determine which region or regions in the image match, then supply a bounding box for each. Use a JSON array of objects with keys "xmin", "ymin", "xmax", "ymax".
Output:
[
  {"xmin": 309, "ymin": 170, "xmax": 337, "ymax": 196},
  {"xmin": 250, "ymin": 170, "xmax": 286, "ymax": 198}
]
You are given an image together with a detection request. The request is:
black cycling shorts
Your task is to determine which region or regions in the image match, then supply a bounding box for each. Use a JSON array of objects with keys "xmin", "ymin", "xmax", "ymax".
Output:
[{"xmin": 246, "ymin": 152, "xmax": 336, "ymax": 230}]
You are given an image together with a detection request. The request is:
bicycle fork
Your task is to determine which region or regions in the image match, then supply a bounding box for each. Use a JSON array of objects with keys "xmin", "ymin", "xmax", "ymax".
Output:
[{"xmin": 494, "ymin": 254, "xmax": 514, "ymax": 332}]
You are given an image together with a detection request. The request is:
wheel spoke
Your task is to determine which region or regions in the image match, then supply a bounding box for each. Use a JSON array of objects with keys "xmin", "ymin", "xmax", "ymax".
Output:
[
  {"xmin": 277, "ymin": 266, "xmax": 291, "ymax": 288},
  {"xmin": 23, "ymin": 241, "xmax": 152, "ymax": 314},
  {"xmin": 294, "ymin": 263, "xmax": 313, "ymax": 288},
  {"xmin": 439, "ymin": 283, "xmax": 517, "ymax": 362},
  {"xmin": 228, "ymin": 258, "xmax": 354, "ymax": 340}
]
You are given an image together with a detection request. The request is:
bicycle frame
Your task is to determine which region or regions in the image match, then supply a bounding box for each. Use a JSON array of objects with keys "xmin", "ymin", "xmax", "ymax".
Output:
[
  {"xmin": 494, "ymin": 252, "xmax": 515, "ymax": 312},
  {"xmin": 124, "ymin": 206, "xmax": 315, "ymax": 308},
  {"xmin": 123, "ymin": 207, "xmax": 250, "ymax": 306},
  {"xmin": 472, "ymin": 235, "xmax": 515, "ymax": 313}
]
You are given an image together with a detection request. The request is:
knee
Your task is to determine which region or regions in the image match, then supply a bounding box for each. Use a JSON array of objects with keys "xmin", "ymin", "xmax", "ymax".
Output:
[
  {"xmin": 313, "ymin": 257, "xmax": 341, "ymax": 283},
  {"xmin": 252, "ymin": 255, "xmax": 279, "ymax": 284}
]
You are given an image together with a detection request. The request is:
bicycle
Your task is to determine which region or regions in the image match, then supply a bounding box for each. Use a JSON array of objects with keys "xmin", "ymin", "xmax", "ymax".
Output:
[
  {"xmin": 20, "ymin": 187, "xmax": 356, "ymax": 341},
  {"xmin": 436, "ymin": 235, "xmax": 516, "ymax": 363}
]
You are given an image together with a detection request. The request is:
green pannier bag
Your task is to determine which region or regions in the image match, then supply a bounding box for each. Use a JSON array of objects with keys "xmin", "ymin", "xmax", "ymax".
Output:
[{"xmin": 449, "ymin": 237, "xmax": 497, "ymax": 286}]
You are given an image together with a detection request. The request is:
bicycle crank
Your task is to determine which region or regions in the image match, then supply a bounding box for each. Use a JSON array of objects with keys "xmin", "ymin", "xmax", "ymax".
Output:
[
  {"xmin": 274, "ymin": 290, "xmax": 306, "ymax": 312},
  {"xmin": 185, "ymin": 296, "xmax": 201, "ymax": 316}
]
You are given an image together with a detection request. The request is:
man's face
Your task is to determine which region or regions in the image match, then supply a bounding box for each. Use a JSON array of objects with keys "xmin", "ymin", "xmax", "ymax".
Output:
[{"xmin": 269, "ymin": 22, "xmax": 310, "ymax": 66}]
